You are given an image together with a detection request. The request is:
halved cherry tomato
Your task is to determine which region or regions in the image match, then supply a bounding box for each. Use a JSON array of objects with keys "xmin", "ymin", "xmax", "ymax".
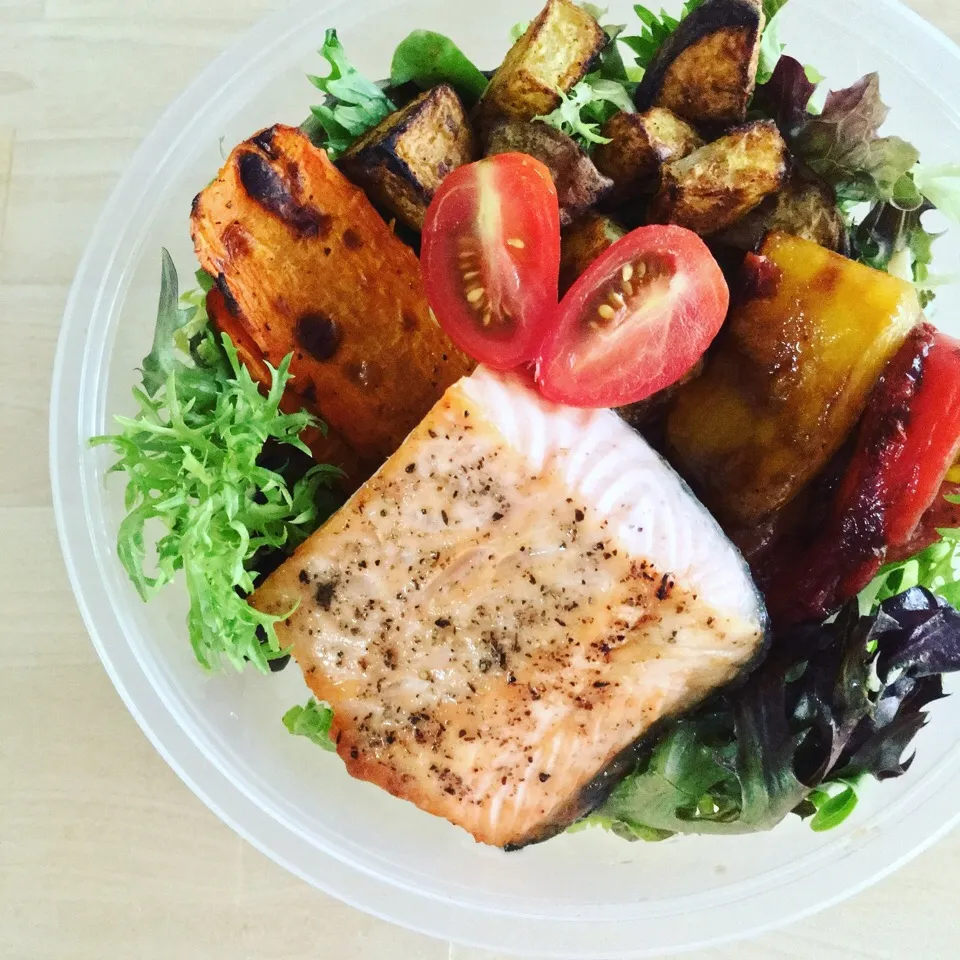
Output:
[
  {"xmin": 420, "ymin": 153, "xmax": 561, "ymax": 371},
  {"xmin": 535, "ymin": 225, "xmax": 729, "ymax": 409}
]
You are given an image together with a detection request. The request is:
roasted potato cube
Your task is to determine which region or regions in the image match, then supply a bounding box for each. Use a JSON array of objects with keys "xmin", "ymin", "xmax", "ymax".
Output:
[
  {"xmin": 593, "ymin": 108, "xmax": 704, "ymax": 201},
  {"xmin": 667, "ymin": 233, "xmax": 921, "ymax": 526},
  {"xmin": 717, "ymin": 174, "xmax": 848, "ymax": 253},
  {"xmin": 635, "ymin": 0, "xmax": 764, "ymax": 129},
  {"xmin": 475, "ymin": 0, "xmax": 606, "ymax": 135},
  {"xmin": 649, "ymin": 120, "xmax": 789, "ymax": 236},
  {"xmin": 559, "ymin": 212, "xmax": 626, "ymax": 294},
  {"xmin": 339, "ymin": 84, "xmax": 476, "ymax": 232},
  {"xmin": 486, "ymin": 121, "xmax": 613, "ymax": 226}
]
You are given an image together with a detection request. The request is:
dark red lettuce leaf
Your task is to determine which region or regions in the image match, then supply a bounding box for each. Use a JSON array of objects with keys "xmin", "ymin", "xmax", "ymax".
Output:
[
  {"xmin": 875, "ymin": 588, "xmax": 960, "ymax": 677},
  {"xmin": 754, "ymin": 55, "xmax": 816, "ymax": 139}
]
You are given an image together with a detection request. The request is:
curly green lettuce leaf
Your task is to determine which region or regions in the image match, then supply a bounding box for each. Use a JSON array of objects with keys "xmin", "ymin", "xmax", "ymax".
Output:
[
  {"xmin": 91, "ymin": 251, "xmax": 341, "ymax": 673},
  {"xmin": 509, "ymin": 19, "xmax": 530, "ymax": 42},
  {"xmin": 283, "ymin": 698, "xmax": 337, "ymax": 751},
  {"xmin": 303, "ymin": 29, "xmax": 396, "ymax": 160},
  {"xmin": 536, "ymin": 73, "xmax": 636, "ymax": 148},
  {"xmin": 390, "ymin": 30, "xmax": 488, "ymax": 105}
]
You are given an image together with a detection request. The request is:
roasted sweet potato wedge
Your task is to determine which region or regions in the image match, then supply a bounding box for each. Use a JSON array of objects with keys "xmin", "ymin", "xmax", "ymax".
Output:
[
  {"xmin": 339, "ymin": 84, "xmax": 477, "ymax": 232},
  {"xmin": 559, "ymin": 212, "xmax": 626, "ymax": 294},
  {"xmin": 635, "ymin": 0, "xmax": 764, "ymax": 129},
  {"xmin": 649, "ymin": 120, "xmax": 789, "ymax": 235},
  {"xmin": 593, "ymin": 108, "xmax": 703, "ymax": 202},
  {"xmin": 475, "ymin": 0, "xmax": 606, "ymax": 136},
  {"xmin": 717, "ymin": 174, "xmax": 848, "ymax": 253},
  {"xmin": 191, "ymin": 124, "xmax": 474, "ymax": 466},
  {"xmin": 205, "ymin": 287, "xmax": 365, "ymax": 483},
  {"xmin": 667, "ymin": 233, "xmax": 921, "ymax": 527},
  {"xmin": 486, "ymin": 121, "xmax": 613, "ymax": 226}
]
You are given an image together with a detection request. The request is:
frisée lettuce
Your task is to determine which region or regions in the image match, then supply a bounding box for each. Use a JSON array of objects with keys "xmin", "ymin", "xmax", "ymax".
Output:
[{"xmin": 91, "ymin": 251, "xmax": 341, "ymax": 673}]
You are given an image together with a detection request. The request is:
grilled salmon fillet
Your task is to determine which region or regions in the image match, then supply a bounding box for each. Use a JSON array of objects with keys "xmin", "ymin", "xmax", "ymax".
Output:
[{"xmin": 253, "ymin": 369, "xmax": 767, "ymax": 848}]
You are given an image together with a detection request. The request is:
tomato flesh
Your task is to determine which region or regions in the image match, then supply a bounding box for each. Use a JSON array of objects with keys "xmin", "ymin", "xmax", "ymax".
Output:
[
  {"xmin": 535, "ymin": 225, "xmax": 730, "ymax": 409},
  {"xmin": 420, "ymin": 153, "xmax": 561, "ymax": 371}
]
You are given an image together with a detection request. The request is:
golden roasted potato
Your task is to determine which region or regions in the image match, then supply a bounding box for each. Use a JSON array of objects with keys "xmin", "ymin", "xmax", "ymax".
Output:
[
  {"xmin": 716, "ymin": 174, "xmax": 848, "ymax": 252},
  {"xmin": 636, "ymin": 0, "xmax": 765, "ymax": 129},
  {"xmin": 191, "ymin": 124, "xmax": 474, "ymax": 467},
  {"xmin": 649, "ymin": 120, "xmax": 789, "ymax": 235},
  {"xmin": 339, "ymin": 84, "xmax": 476, "ymax": 232},
  {"xmin": 559, "ymin": 212, "xmax": 626, "ymax": 294},
  {"xmin": 475, "ymin": 0, "xmax": 606, "ymax": 136},
  {"xmin": 593, "ymin": 108, "xmax": 703, "ymax": 201},
  {"xmin": 667, "ymin": 233, "xmax": 922, "ymax": 526},
  {"xmin": 486, "ymin": 121, "xmax": 613, "ymax": 226}
]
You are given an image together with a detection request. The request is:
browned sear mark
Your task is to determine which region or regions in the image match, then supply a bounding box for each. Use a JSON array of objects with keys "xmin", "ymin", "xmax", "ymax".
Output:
[
  {"xmin": 296, "ymin": 313, "xmax": 341, "ymax": 362},
  {"xmin": 237, "ymin": 151, "xmax": 328, "ymax": 238}
]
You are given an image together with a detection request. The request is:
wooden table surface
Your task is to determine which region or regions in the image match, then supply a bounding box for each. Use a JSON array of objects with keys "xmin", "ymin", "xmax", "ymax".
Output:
[{"xmin": 3, "ymin": 2, "xmax": 960, "ymax": 958}]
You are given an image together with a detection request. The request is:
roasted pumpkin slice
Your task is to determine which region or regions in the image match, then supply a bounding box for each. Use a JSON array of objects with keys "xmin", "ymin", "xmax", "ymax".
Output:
[
  {"xmin": 667, "ymin": 233, "xmax": 921, "ymax": 527},
  {"xmin": 191, "ymin": 124, "xmax": 475, "ymax": 466}
]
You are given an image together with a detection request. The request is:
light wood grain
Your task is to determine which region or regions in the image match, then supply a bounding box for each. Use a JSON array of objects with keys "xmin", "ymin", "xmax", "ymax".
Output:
[{"xmin": 1, "ymin": 2, "xmax": 958, "ymax": 959}]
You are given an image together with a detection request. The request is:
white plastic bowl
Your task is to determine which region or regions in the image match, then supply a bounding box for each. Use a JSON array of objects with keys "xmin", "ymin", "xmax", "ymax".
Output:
[{"xmin": 51, "ymin": 1, "xmax": 960, "ymax": 956}]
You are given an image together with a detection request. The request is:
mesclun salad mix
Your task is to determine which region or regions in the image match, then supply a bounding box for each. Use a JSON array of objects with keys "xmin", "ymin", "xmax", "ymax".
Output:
[{"xmin": 93, "ymin": 0, "xmax": 960, "ymax": 848}]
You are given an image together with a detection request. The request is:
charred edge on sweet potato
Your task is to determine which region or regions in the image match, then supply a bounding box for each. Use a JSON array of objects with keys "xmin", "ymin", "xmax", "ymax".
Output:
[
  {"xmin": 339, "ymin": 84, "xmax": 477, "ymax": 232},
  {"xmin": 475, "ymin": 0, "xmax": 607, "ymax": 136},
  {"xmin": 236, "ymin": 146, "xmax": 333, "ymax": 240},
  {"xmin": 635, "ymin": 0, "xmax": 765, "ymax": 130}
]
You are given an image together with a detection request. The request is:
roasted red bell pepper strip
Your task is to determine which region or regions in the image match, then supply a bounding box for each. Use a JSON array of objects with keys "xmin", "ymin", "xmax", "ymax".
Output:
[{"xmin": 767, "ymin": 324, "xmax": 960, "ymax": 624}]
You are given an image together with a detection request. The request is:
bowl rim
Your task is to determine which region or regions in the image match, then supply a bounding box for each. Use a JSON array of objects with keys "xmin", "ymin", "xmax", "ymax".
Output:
[{"xmin": 50, "ymin": 0, "xmax": 960, "ymax": 955}]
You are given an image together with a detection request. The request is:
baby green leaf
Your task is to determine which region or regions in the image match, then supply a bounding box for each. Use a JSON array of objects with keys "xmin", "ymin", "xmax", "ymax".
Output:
[{"xmin": 391, "ymin": 30, "xmax": 488, "ymax": 105}]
